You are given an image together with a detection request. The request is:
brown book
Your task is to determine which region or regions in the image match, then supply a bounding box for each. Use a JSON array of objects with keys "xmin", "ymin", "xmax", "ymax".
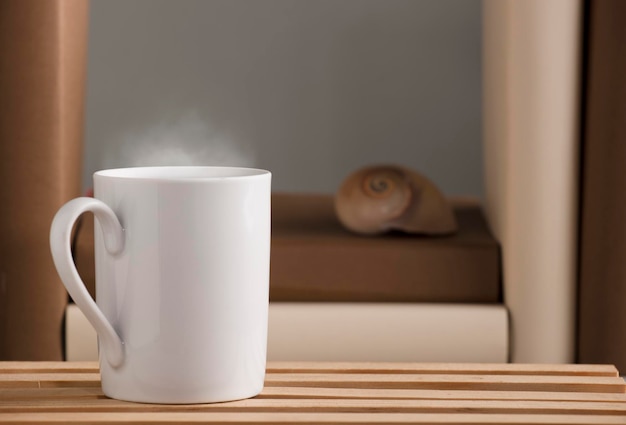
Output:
[
  {"xmin": 76, "ymin": 193, "xmax": 500, "ymax": 304},
  {"xmin": 271, "ymin": 193, "xmax": 500, "ymax": 302},
  {"xmin": 0, "ymin": 0, "xmax": 89, "ymax": 360}
]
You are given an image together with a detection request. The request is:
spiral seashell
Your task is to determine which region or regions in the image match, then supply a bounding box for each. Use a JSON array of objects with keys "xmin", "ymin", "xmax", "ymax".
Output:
[{"xmin": 334, "ymin": 165, "xmax": 458, "ymax": 235}]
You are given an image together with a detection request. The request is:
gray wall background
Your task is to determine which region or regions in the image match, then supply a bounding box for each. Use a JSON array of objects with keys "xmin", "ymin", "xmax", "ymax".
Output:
[{"xmin": 84, "ymin": 0, "xmax": 482, "ymax": 196}]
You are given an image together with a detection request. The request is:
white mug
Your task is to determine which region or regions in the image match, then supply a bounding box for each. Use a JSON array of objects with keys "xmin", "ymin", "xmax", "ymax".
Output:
[{"xmin": 50, "ymin": 166, "xmax": 271, "ymax": 404}]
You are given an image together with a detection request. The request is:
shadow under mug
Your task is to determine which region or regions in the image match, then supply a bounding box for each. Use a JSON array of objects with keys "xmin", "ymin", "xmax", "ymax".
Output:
[{"xmin": 50, "ymin": 166, "xmax": 272, "ymax": 404}]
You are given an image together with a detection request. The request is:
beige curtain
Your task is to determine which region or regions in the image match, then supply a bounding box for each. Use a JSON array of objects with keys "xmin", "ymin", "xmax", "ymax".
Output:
[
  {"xmin": 483, "ymin": 0, "xmax": 582, "ymax": 363},
  {"xmin": 0, "ymin": 0, "xmax": 88, "ymax": 359}
]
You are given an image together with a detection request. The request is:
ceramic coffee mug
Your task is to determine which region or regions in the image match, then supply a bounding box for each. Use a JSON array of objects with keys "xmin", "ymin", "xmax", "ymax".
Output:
[{"xmin": 50, "ymin": 166, "xmax": 271, "ymax": 404}]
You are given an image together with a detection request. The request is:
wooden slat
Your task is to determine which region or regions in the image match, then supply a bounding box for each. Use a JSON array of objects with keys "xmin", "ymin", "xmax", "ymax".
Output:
[
  {"xmin": 0, "ymin": 412, "xmax": 625, "ymax": 424},
  {"xmin": 0, "ymin": 373, "xmax": 100, "ymax": 389},
  {"xmin": 258, "ymin": 387, "xmax": 626, "ymax": 403},
  {"xmin": 3, "ymin": 387, "xmax": 626, "ymax": 403},
  {"xmin": 0, "ymin": 387, "xmax": 105, "ymax": 401},
  {"xmin": 267, "ymin": 362, "xmax": 621, "ymax": 377},
  {"xmin": 1, "ymin": 362, "xmax": 618, "ymax": 377},
  {"xmin": 265, "ymin": 373, "xmax": 626, "ymax": 394},
  {"xmin": 0, "ymin": 362, "xmax": 98, "ymax": 374},
  {"xmin": 1, "ymin": 398, "xmax": 626, "ymax": 415}
]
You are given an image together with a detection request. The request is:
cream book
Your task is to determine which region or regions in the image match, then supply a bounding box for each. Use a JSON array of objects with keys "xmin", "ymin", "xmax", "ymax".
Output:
[{"xmin": 66, "ymin": 302, "xmax": 508, "ymax": 363}]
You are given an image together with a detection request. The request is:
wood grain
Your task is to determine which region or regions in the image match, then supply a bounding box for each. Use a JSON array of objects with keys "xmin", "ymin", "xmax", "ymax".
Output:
[
  {"xmin": 266, "ymin": 362, "xmax": 620, "ymax": 376},
  {"xmin": 1, "ymin": 412, "xmax": 626, "ymax": 424},
  {"xmin": 0, "ymin": 362, "xmax": 624, "ymax": 424},
  {"xmin": 265, "ymin": 373, "xmax": 626, "ymax": 393}
]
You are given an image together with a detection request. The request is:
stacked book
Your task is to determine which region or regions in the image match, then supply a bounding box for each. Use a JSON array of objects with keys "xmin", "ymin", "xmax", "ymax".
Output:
[{"xmin": 67, "ymin": 193, "xmax": 507, "ymax": 363}]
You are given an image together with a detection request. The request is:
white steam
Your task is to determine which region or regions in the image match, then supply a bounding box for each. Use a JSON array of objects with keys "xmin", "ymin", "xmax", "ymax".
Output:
[{"xmin": 102, "ymin": 111, "xmax": 255, "ymax": 168}]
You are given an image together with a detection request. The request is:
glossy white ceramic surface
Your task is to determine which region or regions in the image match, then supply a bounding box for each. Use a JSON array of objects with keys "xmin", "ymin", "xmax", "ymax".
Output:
[{"xmin": 50, "ymin": 166, "xmax": 271, "ymax": 403}]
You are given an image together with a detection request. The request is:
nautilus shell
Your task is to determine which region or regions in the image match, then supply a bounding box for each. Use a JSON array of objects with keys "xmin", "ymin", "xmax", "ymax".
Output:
[{"xmin": 334, "ymin": 165, "xmax": 458, "ymax": 235}]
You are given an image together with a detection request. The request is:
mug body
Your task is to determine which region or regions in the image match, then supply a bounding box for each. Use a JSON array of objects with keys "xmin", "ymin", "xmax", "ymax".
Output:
[{"xmin": 93, "ymin": 166, "xmax": 271, "ymax": 403}]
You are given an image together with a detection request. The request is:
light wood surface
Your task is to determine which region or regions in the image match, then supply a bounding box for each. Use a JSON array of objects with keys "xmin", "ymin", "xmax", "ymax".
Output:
[{"xmin": 0, "ymin": 362, "xmax": 625, "ymax": 424}]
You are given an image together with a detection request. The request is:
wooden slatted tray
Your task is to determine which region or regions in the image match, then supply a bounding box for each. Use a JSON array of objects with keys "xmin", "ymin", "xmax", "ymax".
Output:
[{"xmin": 0, "ymin": 362, "xmax": 625, "ymax": 424}]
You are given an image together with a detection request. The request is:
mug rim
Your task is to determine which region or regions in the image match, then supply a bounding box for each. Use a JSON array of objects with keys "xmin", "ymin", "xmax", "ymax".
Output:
[{"xmin": 94, "ymin": 166, "xmax": 271, "ymax": 182}]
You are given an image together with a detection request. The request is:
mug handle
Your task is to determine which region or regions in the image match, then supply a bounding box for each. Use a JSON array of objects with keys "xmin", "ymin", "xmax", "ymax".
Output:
[{"xmin": 50, "ymin": 197, "xmax": 125, "ymax": 367}]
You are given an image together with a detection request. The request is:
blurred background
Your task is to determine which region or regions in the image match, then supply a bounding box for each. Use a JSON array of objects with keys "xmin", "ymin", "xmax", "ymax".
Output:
[
  {"xmin": 84, "ymin": 0, "xmax": 482, "ymax": 196},
  {"xmin": 3, "ymin": 0, "xmax": 626, "ymax": 372}
]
